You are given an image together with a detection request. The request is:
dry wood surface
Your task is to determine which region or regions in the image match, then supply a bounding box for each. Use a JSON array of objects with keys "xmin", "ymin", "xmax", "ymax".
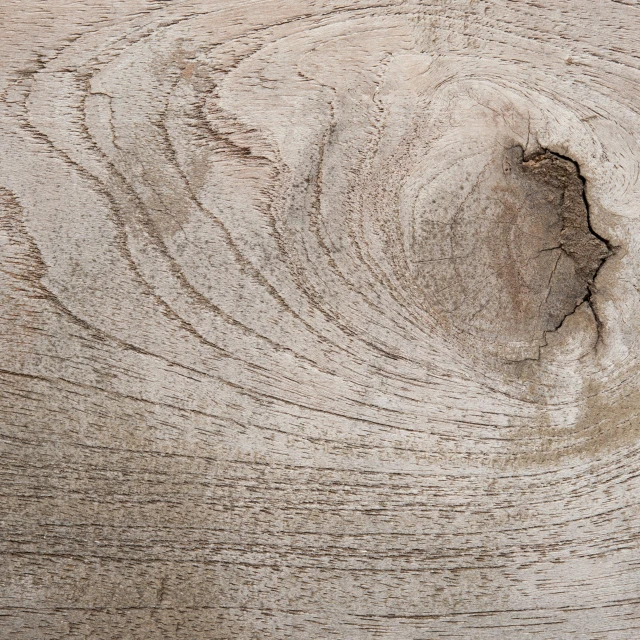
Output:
[{"xmin": 2, "ymin": 1, "xmax": 640, "ymax": 638}]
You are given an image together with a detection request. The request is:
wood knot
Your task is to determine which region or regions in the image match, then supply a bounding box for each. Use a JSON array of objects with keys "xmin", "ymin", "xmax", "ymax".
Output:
[{"xmin": 411, "ymin": 145, "xmax": 612, "ymax": 360}]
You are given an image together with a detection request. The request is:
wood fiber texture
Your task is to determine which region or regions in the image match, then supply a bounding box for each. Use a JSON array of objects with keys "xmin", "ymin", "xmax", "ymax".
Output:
[{"xmin": 1, "ymin": 1, "xmax": 640, "ymax": 638}]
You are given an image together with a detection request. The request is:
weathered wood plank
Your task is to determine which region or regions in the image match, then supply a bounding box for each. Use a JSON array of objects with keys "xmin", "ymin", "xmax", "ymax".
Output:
[{"xmin": 2, "ymin": 1, "xmax": 640, "ymax": 637}]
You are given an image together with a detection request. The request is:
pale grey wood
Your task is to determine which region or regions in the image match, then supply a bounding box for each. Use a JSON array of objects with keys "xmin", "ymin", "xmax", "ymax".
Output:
[{"xmin": 1, "ymin": 1, "xmax": 640, "ymax": 638}]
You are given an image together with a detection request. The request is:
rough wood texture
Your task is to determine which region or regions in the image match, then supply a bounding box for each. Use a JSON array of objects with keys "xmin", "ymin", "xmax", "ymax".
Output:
[{"xmin": 2, "ymin": 1, "xmax": 640, "ymax": 638}]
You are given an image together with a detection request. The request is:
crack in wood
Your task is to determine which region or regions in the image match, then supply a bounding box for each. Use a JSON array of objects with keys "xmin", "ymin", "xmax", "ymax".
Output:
[{"xmin": 520, "ymin": 146, "xmax": 612, "ymax": 344}]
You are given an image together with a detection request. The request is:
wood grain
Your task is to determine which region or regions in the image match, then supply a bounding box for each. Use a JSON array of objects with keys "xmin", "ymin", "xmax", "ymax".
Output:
[{"xmin": 2, "ymin": 1, "xmax": 640, "ymax": 638}]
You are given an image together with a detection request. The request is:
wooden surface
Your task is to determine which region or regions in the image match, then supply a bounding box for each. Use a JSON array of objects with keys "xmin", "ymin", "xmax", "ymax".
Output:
[{"xmin": 2, "ymin": 1, "xmax": 640, "ymax": 638}]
